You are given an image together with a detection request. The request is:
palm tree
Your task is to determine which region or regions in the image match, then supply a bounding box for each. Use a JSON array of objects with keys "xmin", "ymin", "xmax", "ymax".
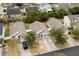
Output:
[{"xmin": 50, "ymin": 29, "xmax": 67, "ymax": 45}]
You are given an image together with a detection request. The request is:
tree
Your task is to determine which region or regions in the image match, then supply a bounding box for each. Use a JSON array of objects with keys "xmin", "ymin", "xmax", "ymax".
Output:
[
  {"xmin": 50, "ymin": 29, "xmax": 67, "ymax": 45},
  {"xmin": 25, "ymin": 32, "xmax": 37, "ymax": 48},
  {"xmin": 48, "ymin": 12, "xmax": 56, "ymax": 17},
  {"xmin": 24, "ymin": 11, "xmax": 38, "ymax": 23},
  {"xmin": 55, "ymin": 9, "xmax": 65, "ymax": 19},
  {"xmin": 38, "ymin": 12, "xmax": 49, "ymax": 22},
  {"xmin": 59, "ymin": 9, "xmax": 69, "ymax": 16},
  {"xmin": 71, "ymin": 28, "xmax": 79, "ymax": 39},
  {"xmin": 24, "ymin": 11, "xmax": 49, "ymax": 23},
  {"xmin": 15, "ymin": 3, "xmax": 23, "ymax": 8},
  {"xmin": 69, "ymin": 7, "xmax": 79, "ymax": 14}
]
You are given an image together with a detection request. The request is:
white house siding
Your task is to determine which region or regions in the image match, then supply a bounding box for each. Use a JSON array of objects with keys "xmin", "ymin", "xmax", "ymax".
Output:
[
  {"xmin": 39, "ymin": 3, "xmax": 52, "ymax": 12},
  {"xmin": 10, "ymin": 14, "xmax": 21, "ymax": 18},
  {"xmin": 64, "ymin": 16, "xmax": 71, "ymax": 28},
  {"xmin": 0, "ymin": 6, "xmax": 4, "ymax": 15}
]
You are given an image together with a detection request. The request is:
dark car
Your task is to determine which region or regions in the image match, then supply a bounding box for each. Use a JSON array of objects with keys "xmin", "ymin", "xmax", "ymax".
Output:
[{"xmin": 22, "ymin": 41, "xmax": 28, "ymax": 50}]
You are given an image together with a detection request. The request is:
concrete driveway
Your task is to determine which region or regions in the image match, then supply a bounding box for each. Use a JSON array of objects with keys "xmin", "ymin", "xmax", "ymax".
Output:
[
  {"xmin": 67, "ymin": 35, "xmax": 79, "ymax": 47},
  {"xmin": 19, "ymin": 43, "xmax": 32, "ymax": 56},
  {"xmin": 42, "ymin": 37, "xmax": 59, "ymax": 51}
]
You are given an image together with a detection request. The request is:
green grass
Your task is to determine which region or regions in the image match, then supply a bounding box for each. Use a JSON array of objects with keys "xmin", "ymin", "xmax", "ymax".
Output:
[
  {"xmin": 24, "ymin": 23, "xmax": 30, "ymax": 29},
  {"xmin": 0, "ymin": 39, "xmax": 3, "ymax": 44},
  {"xmin": 4, "ymin": 24, "xmax": 10, "ymax": 37}
]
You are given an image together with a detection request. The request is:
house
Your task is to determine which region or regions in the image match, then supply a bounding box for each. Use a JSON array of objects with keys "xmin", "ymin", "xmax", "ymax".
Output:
[
  {"xmin": 30, "ymin": 21, "xmax": 50, "ymax": 39},
  {"xmin": 64, "ymin": 15, "xmax": 79, "ymax": 28},
  {"xmin": 52, "ymin": 3, "xmax": 70, "ymax": 10},
  {"xmin": 0, "ymin": 22, "xmax": 4, "ymax": 39},
  {"xmin": 1, "ymin": 3, "xmax": 14, "ymax": 8},
  {"xmin": 0, "ymin": 6, "xmax": 4, "ymax": 16},
  {"xmin": 21, "ymin": 4, "xmax": 38, "ymax": 14},
  {"xmin": 38, "ymin": 3, "xmax": 52, "ymax": 12},
  {"xmin": 6, "ymin": 7, "xmax": 21, "ymax": 18},
  {"xmin": 24, "ymin": 6, "xmax": 38, "ymax": 13},
  {"xmin": 9, "ymin": 21, "xmax": 26, "ymax": 38},
  {"xmin": 69, "ymin": 3, "xmax": 79, "ymax": 8},
  {"xmin": 47, "ymin": 18, "xmax": 68, "ymax": 35}
]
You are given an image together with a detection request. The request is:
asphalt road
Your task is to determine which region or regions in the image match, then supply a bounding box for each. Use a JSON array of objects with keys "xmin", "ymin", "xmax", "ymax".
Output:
[{"xmin": 37, "ymin": 46, "xmax": 79, "ymax": 56}]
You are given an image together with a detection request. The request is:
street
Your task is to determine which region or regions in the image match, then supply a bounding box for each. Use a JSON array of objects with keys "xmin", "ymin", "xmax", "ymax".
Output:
[{"xmin": 38, "ymin": 46, "xmax": 79, "ymax": 56}]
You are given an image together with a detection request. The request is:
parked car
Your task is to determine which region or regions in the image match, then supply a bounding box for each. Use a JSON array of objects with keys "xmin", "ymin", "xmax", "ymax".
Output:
[{"xmin": 22, "ymin": 41, "xmax": 28, "ymax": 50}]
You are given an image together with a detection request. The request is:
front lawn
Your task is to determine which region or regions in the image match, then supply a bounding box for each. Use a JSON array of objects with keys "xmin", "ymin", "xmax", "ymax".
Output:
[
  {"xmin": 71, "ymin": 28, "xmax": 79, "ymax": 39},
  {"xmin": 0, "ymin": 39, "xmax": 3, "ymax": 44},
  {"xmin": 24, "ymin": 23, "xmax": 30, "ymax": 29},
  {"xmin": 6, "ymin": 40, "xmax": 20, "ymax": 56},
  {"xmin": 70, "ymin": 28, "xmax": 79, "ymax": 43}
]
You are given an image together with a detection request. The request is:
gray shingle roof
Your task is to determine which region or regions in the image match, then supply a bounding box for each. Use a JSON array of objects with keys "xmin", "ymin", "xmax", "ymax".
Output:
[
  {"xmin": 53, "ymin": 3, "xmax": 70, "ymax": 10},
  {"xmin": 47, "ymin": 18, "xmax": 63, "ymax": 29},
  {"xmin": 30, "ymin": 21, "xmax": 48, "ymax": 35},
  {"xmin": 25, "ymin": 6, "xmax": 38, "ymax": 13},
  {"xmin": 70, "ymin": 3, "xmax": 79, "ymax": 8},
  {"xmin": 7, "ymin": 8, "xmax": 21, "ymax": 15},
  {"xmin": 68, "ymin": 15, "xmax": 79, "ymax": 22},
  {"xmin": 9, "ymin": 21, "xmax": 26, "ymax": 36}
]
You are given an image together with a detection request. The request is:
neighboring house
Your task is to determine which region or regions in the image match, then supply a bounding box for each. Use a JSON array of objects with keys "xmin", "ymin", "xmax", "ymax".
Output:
[
  {"xmin": 47, "ymin": 18, "xmax": 68, "ymax": 35},
  {"xmin": 69, "ymin": 3, "xmax": 79, "ymax": 8},
  {"xmin": 9, "ymin": 21, "xmax": 26, "ymax": 38},
  {"xmin": 30, "ymin": 21, "xmax": 50, "ymax": 39},
  {"xmin": 64, "ymin": 15, "xmax": 79, "ymax": 28},
  {"xmin": 0, "ymin": 22, "xmax": 4, "ymax": 39},
  {"xmin": 52, "ymin": 3, "xmax": 70, "ymax": 10},
  {"xmin": 38, "ymin": 3, "xmax": 52, "ymax": 12},
  {"xmin": 1, "ymin": 3, "xmax": 14, "ymax": 8},
  {"xmin": 0, "ymin": 6, "xmax": 4, "ymax": 16},
  {"xmin": 21, "ymin": 4, "xmax": 38, "ymax": 13},
  {"xmin": 24, "ymin": 6, "xmax": 38, "ymax": 13},
  {"xmin": 6, "ymin": 7, "xmax": 21, "ymax": 18}
]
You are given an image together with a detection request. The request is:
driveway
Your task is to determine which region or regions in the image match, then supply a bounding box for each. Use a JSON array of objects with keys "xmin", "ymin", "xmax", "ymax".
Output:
[
  {"xmin": 67, "ymin": 35, "xmax": 79, "ymax": 47},
  {"xmin": 19, "ymin": 43, "xmax": 32, "ymax": 56},
  {"xmin": 42, "ymin": 37, "xmax": 59, "ymax": 51}
]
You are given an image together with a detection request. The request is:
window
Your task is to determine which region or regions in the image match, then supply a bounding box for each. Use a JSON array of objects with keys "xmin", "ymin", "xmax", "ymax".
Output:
[
  {"xmin": 47, "ymin": 34, "xmax": 49, "ymax": 36},
  {"xmin": 41, "ymin": 35, "xmax": 43, "ymax": 38}
]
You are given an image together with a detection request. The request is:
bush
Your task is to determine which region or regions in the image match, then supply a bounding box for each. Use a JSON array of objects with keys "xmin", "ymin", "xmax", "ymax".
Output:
[
  {"xmin": 25, "ymin": 32, "xmax": 37, "ymax": 48},
  {"xmin": 0, "ymin": 39, "xmax": 3, "ymax": 44},
  {"xmin": 15, "ymin": 3, "xmax": 23, "ymax": 8},
  {"xmin": 69, "ymin": 7, "xmax": 79, "ymax": 14},
  {"xmin": 24, "ymin": 11, "xmax": 49, "ymax": 23},
  {"xmin": 71, "ymin": 28, "xmax": 79, "ymax": 39},
  {"xmin": 50, "ymin": 29, "xmax": 67, "ymax": 45}
]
